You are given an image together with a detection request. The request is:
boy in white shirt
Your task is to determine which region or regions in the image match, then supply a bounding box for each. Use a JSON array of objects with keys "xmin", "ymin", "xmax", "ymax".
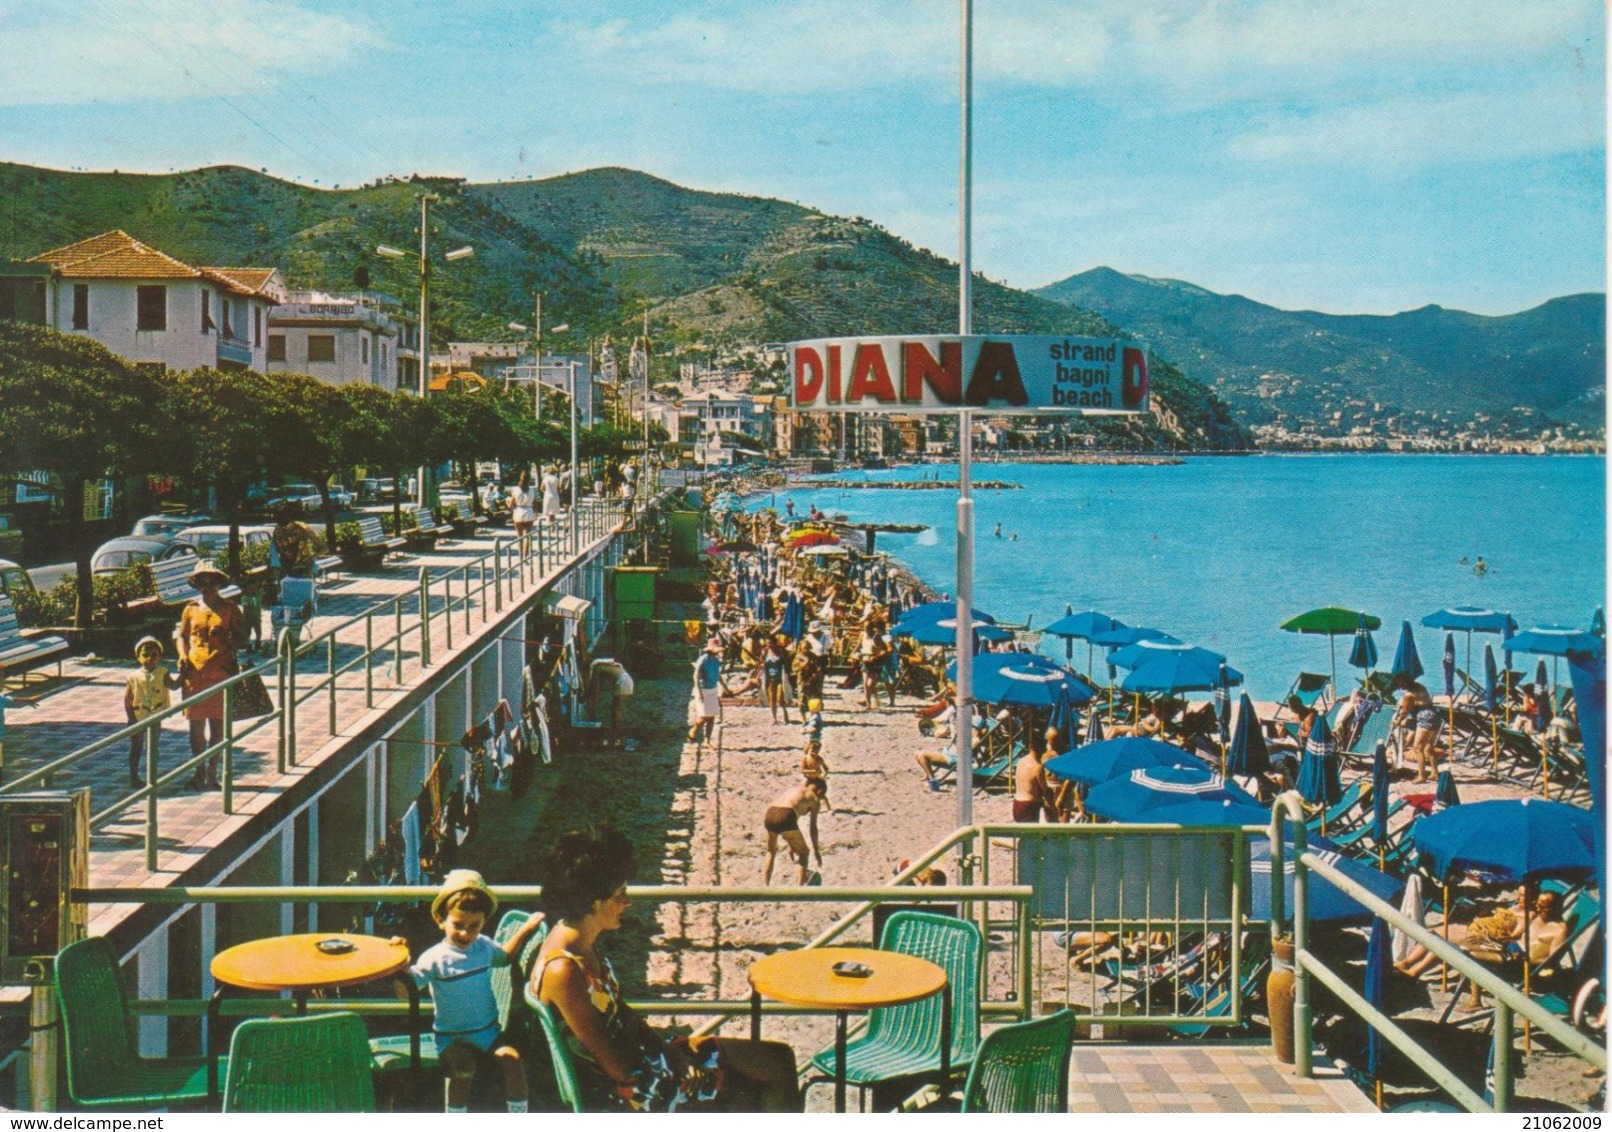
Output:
[{"xmin": 400, "ymin": 870, "xmax": 547, "ymax": 1112}]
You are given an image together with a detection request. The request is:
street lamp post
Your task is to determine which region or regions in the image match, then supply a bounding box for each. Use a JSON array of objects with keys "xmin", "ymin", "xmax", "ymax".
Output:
[
  {"xmin": 568, "ymin": 360, "xmax": 580, "ymax": 550},
  {"xmin": 378, "ymin": 195, "xmax": 473, "ymax": 509}
]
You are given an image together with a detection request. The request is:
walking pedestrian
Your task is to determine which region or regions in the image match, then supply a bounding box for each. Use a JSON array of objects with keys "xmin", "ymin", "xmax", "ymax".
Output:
[
  {"xmin": 687, "ymin": 638, "xmax": 723, "ymax": 750},
  {"xmin": 541, "ymin": 464, "xmax": 563, "ymax": 524},
  {"xmin": 124, "ymin": 637, "xmax": 180, "ymax": 787},
  {"xmin": 509, "ymin": 469, "xmax": 536, "ymax": 554},
  {"xmin": 177, "ymin": 561, "xmax": 246, "ymax": 790}
]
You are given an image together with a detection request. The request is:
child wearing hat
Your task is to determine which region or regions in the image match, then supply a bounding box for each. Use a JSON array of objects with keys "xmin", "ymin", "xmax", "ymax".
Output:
[
  {"xmin": 398, "ymin": 870, "xmax": 547, "ymax": 1113},
  {"xmin": 124, "ymin": 637, "xmax": 181, "ymax": 788}
]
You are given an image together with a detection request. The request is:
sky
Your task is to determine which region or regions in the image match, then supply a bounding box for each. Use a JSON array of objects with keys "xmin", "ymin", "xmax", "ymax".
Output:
[{"xmin": 2, "ymin": 0, "xmax": 1604, "ymax": 315}]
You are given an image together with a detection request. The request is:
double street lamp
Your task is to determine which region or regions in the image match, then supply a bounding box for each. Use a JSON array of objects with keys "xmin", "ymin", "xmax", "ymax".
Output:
[
  {"xmin": 378, "ymin": 193, "xmax": 473, "ymax": 508},
  {"xmin": 509, "ymin": 314, "xmax": 579, "ymax": 548}
]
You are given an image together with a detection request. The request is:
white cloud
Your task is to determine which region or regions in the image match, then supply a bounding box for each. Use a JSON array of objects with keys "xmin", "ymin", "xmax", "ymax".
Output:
[{"xmin": 0, "ymin": 0, "xmax": 383, "ymax": 106}]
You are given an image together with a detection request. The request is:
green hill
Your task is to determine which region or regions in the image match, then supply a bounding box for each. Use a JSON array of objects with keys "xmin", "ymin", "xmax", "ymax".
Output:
[
  {"xmin": 1038, "ymin": 267, "xmax": 1605, "ymax": 437},
  {"xmin": 0, "ymin": 161, "xmax": 1248, "ymax": 450}
]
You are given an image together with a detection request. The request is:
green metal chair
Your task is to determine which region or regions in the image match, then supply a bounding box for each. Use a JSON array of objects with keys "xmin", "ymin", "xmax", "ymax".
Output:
[
  {"xmin": 223, "ymin": 1012, "xmax": 376, "ymax": 1112},
  {"xmin": 808, "ymin": 910, "xmax": 982, "ymax": 1103},
  {"xmin": 54, "ymin": 935, "xmax": 213, "ymax": 1109},
  {"xmin": 523, "ymin": 988, "xmax": 587, "ymax": 1112},
  {"xmin": 960, "ymin": 1009, "xmax": 1075, "ymax": 1113},
  {"xmin": 369, "ymin": 908, "xmax": 547, "ymax": 1072}
]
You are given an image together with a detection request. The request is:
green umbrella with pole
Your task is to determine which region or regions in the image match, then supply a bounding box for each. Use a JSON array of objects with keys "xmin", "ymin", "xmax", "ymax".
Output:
[{"xmin": 1281, "ymin": 607, "xmax": 1381, "ymax": 694}]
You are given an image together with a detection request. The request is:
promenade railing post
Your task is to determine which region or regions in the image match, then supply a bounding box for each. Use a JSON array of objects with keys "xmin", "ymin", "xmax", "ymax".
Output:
[
  {"xmin": 327, "ymin": 636, "xmax": 338, "ymax": 735},
  {"xmin": 282, "ymin": 628, "xmax": 299, "ymax": 770},
  {"xmin": 145, "ymin": 719, "xmax": 160, "ymax": 872},
  {"xmin": 1491, "ymin": 999, "xmax": 1513, "ymax": 1111},
  {"xmin": 394, "ymin": 597, "xmax": 404, "ymax": 685},
  {"xmin": 463, "ymin": 566, "xmax": 471, "ymax": 635},
  {"xmin": 222, "ymin": 684, "xmax": 235, "ymax": 815},
  {"xmin": 419, "ymin": 569, "xmax": 433, "ymax": 668},
  {"xmin": 365, "ymin": 613, "xmax": 374, "ymax": 708}
]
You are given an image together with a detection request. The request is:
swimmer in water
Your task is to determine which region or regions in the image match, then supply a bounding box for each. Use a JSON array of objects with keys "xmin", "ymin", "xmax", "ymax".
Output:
[
  {"xmin": 994, "ymin": 523, "xmax": 1003, "ymax": 539},
  {"xmin": 1474, "ymin": 556, "xmax": 1488, "ymax": 575}
]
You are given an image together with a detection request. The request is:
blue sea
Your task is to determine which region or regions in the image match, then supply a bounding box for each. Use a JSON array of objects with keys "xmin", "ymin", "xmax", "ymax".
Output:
[{"xmin": 759, "ymin": 455, "xmax": 1607, "ymax": 702}]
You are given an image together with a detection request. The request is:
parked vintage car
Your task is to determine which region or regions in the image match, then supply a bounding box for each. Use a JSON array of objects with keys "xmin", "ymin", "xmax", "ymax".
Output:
[
  {"xmin": 90, "ymin": 536, "xmax": 198, "ymax": 576},
  {"xmin": 130, "ymin": 512, "xmax": 212, "ymax": 538}
]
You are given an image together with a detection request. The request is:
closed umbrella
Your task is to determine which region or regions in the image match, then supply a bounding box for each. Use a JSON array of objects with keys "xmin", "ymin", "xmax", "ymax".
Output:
[
  {"xmin": 1483, "ymin": 644, "xmax": 1500, "ymax": 774},
  {"xmin": 1215, "ymin": 662, "xmax": 1231, "ymax": 749},
  {"xmin": 1224, "ymin": 692, "xmax": 1271, "ymax": 779},
  {"xmin": 1044, "ymin": 736, "xmax": 1201, "ymax": 788},
  {"xmin": 1442, "ymin": 633, "xmax": 1457, "ymax": 737},
  {"xmin": 1390, "ymin": 620, "xmax": 1424, "ymax": 684},
  {"xmin": 1282, "ymin": 607, "xmax": 1382, "ymax": 690},
  {"xmin": 1592, "ymin": 609, "xmax": 1605, "ymax": 640},
  {"xmin": 1370, "ymin": 741, "xmax": 1391, "ymax": 869},
  {"xmin": 1083, "ymin": 764, "xmax": 1266, "ymax": 826},
  {"xmin": 1048, "ymin": 684, "xmax": 1077, "ymax": 755},
  {"xmin": 1348, "ymin": 612, "xmax": 1379, "ymax": 680},
  {"xmin": 1364, "ymin": 917, "xmax": 1391, "ymax": 1109},
  {"xmin": 780, "ymin": 590, "xmax": 804, "ymax": 641},
  {"xmin": 1084, "ymin": 710, "xmax": 1105, "ymax": 747},
  {"xmin": 1296, "ymin": 712, "xmax": 1344, "ymax": 819},
  {"xmin": 1434, "ymin": 768, "xmax": 1460, "ymax": 812}
]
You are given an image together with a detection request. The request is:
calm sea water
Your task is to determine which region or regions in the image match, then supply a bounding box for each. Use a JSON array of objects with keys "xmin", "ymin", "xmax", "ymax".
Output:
[{"xmin": 761, "ymin": 455, "xmax": 1606, "ymax": 701}]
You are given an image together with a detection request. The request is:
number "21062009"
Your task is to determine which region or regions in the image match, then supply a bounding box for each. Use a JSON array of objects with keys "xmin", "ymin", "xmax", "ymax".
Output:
[{"xmin": 1522, "ymin": 1118, "xmax": 1601, "ymax": 1129}]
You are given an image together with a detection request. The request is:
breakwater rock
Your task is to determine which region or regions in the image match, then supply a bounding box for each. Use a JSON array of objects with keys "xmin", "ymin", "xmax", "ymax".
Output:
[{"xmin": 803, "ymin": 479, "xmax": 1022, "ymax": 490}]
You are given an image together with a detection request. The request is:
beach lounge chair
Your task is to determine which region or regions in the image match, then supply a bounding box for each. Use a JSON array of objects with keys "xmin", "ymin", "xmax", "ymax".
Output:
[
  {"xmin": 1278, "ymin": 672, "xmax": 1331, "ymax": 720},
  {"xmin": 1171, "ymin": 934, "xmax": 1272, "ymax": 1037},
  {"xmin": 1437, "ymin": 892, "xmax": 1602, "ymax": 1026}
]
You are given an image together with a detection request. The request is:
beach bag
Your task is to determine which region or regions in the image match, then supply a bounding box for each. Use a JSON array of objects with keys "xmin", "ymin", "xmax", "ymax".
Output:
[{"xmin": 233, "ymin": 670, "xmax": 274, "ymax": 719}]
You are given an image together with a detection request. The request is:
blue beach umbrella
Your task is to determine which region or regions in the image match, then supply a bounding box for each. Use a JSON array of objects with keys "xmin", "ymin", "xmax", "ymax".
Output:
[
  {"xmin": 1423, "ymin": 607, "xmax": 1517, "ymax": 694},
  {"xmin": 1088, "ymin": 625, "xmax": 1174, "ymax": 649},
  {"xmin": 1349, "ymin": 613, "xmax": 1378, "ymax": 676},
  {"xmin": 1250, "ymin": 834, "xmax": 1403, "ymax": 926},
  {"xmin": 1224, "ymin": 693, "xmax": 1271, "ymax": 779},
  {"xmin": 1107, "ymin": 635, "xmax": 1193, "ymax": 669},
  {"xmin": 1483, "ymin": 645, "xmax": 1498, "ymax": 713},
  {"xmin": 895, "ymin": 601, "xmax": 995, "ymax": 628},
  {"xmin": 1434, "ymin": 768, "xmax": 1460, "ymax": 812},
  {"xmin": 896, "ymin": 615, "xmax": 995, "ymax": 646},
  {"xmin": 1047, "ymin": 684, "xmax": 1077, "ymax": 754},
  {"xmin": 1045, "ymin": 608, "xmax": 1125, "ymax": 672},
  {"xmin": 1370, "ymin": 742, "xmax": 1391, "ymax": 867},
  {"xmin": 1083, "ymin": 763, "xmax": 1266, "ymax": 826},
  {"xmin": 1120, "ymin": 647, "xmax": 1244, "ymax": 695},
  {"xmin": 1390, "ymin": 620, "xmax": 1424, "ymax": 684},
  {"xmin": 1044, "ymin": 736, "xmax": 1202, "ymax": 788},
  {"xmin": 1084, "ymin": 710, "xmax": 1105, "ymax": 747},
  {"xmin": 1565, "ymin": 653, "xmax": 1605, "ymax": 989},
  {"xmin": 1296, "ymin": 713, "xmax": 1344, "ymax": 809},
  {"xmin": 975, "ymin": 623, "xmax": 1015, "ymax": 644},
  {"xmin": 1413, "ymin": 798, "xmax": 1597, "ymax": 884},
  {"xmin": 1365, "ymin": 916, "xmax": 1391, "ymax": 1107},
  {"xmin": 780, "ymin": 591, "xmax": 804, "ymax": 640},
  {"xmin": 1507, "ymin": 625, "xmax": 1605, "ymax": 659},
  {"xmin": 954, "ymin": 653, "xmax": 1094, "ymax": 708}
]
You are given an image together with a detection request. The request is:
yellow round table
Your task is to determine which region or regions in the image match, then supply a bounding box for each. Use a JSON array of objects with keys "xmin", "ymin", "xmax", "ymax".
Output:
[
  {"xmin": 748, "ymin": 946, "xmax": 950, "ymax": 1112},
  {"xmin": 206, "ymin": 933, "xmax": 418, "ymax": 1101}
]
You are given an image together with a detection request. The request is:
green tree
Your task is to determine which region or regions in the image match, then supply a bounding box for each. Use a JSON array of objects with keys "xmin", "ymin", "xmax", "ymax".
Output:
[
  {"xmin": 339, "ymin": 384, "xmax": 415, "ymax": 531},
  {"xmin": 265, "ymin": 372, "xmax": 352, "ymax": 547},
  {"xmin": 164, "ymin": 367, "xmax": 285, "ymax": 577},
  {"xmin": 423, "ymin": 385, "xmax": 514, "ymax": 513},
  {"xmin": 0, "ymin": 322, "xmax": 168, "ymax": 628}
]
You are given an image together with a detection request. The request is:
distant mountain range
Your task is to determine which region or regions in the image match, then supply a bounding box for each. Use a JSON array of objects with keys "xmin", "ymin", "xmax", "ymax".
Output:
[
  {"xmin": 0, "ymin": 161, "xmax": 1248, "ymax": 451},
  {"xmin": 1037, "ymin": 268, "xmax": 1605, "ymax": 437}
]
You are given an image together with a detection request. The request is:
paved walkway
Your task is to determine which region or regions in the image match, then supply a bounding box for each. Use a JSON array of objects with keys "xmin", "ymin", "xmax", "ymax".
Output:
[
  {"xmin": 0, "ymin": 502, "xmax": 633, "ymax": 937},
  {"xmin": 1068, "ymin": 1043, "xmax": 1376, "ymax": 1113}
]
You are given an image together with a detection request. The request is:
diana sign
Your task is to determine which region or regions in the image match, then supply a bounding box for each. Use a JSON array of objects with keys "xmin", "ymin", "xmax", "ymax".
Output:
[{"xmin": 789, "ymin": 334, "xmax": 1148, "ymax": 415}]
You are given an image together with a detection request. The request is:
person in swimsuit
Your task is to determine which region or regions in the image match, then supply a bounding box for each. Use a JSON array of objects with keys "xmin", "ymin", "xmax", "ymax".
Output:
[
  {"xmin": 531, "ymin": 824, "xmax": 801, "ymax": 1111},
  {"xmin": 762, "ymin": 778, "xmax": 826, "ymax": 885},
  {"xmin": 1392, "ymin": 677, "xmax": 1441, "ymax": 782},
  {"xmin": 1012, "ymin": 728, "xmax": 1054, "ymax": 822},
  {"xmin": 763, "ymin": 633, "xmax": 792, "ymax": 724}
]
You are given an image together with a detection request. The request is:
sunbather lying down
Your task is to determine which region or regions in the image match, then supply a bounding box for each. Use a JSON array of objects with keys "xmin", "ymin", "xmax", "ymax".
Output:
[
  {"xmin": 1396, "ymin": 890, "xmax": 1566, "ymax": 978},
  {"xmin": 1055, "ymin": 929, "xmax": 1176, "ymax": 968}
]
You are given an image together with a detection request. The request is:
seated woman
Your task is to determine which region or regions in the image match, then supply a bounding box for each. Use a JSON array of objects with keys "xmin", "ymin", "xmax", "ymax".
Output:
[
  {"xmin": 1396, "ymin": 889, "xmax": 1568, "ymax": 979},
  {"xmin": 531, "ymin": 823, "xmax": 803, "ymax": 1112}
]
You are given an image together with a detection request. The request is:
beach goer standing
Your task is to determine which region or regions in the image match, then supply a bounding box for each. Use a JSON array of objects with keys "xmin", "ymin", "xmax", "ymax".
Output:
[
  {"xmin": 800, "ymin": 739, "xmax": 829, "ymax": 787},
  {"xmin": 857, "ymin": 621, "xmax": 891, "ymax": 709},
  {"xmin": 177, "ymin": 561, "xmax": 246, "ymax": 791},
  {"xmin": 532, "ymin": 824, "xmax": 803, "ymax": 1111},
  {"xmin": 687, "ymin": 638, "xmax": 723, "ymax": 750},
  {"xmin": 763, "ymin": 633, "xmax": 793, "ymax": 724},
  {"xmin": 1391, "ymin": 677, "xmax": 1441, "ymax": 782},
  {"xmin": 763, "ymin": 779, "xmax": 827, "ymax": 885},
  {"xmin": 271, "ymin": 507, "xmax": 316, "ymax": 579},
  {"xmin": 541, "ymin": 465, "xmax": 563, "ymax": 524},
  {"xmin": 1013, "ymin": 729, "xmax": 1056, "ymax": 822},
  {"xmin": 399, "ymin": 870, "xmax": 547, "ymax": 1113},
  {"xmin": 509, "ymin": 470, "xmax": 536, "ymax": 553},
  {"xmin": 125, "ymin": 636, "xmax": 180, "ymax": 787}
]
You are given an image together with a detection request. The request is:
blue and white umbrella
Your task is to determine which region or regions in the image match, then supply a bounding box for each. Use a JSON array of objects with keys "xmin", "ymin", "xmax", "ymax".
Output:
[
  {"xmin": 1107, "ymin": 636, "xmax": 1193, "ymax": 670},
  {"xmin": 1224, "ymin": 692, "xmax": 1271, "ymax": 778},
  {"xmin": 1084, "ymin": 710, "xmax": 1105, "ymax": 747},
  {"xmin": 1507, "ymin": 625, "xmax": 1604, "ymax": 659},
  {"xmin": 1297, "ymin": 712, "xmax": 1344, "ymax": 811},
  {"xmin": 1088, "ymin": 624, "xmax": 1174, "ymax": 649},
  {"xmin": 1423, "ymin": 607, "xmax": 1517, "ymax": 696},
  {"xmin": 1045, "ymin": 608, "xmax": 1126, "ymax": 673},
  {"xmin": 1119, "ymin": 646, "xmax": 1244, "ymax": 695},
  {"xmin": 895, "ymin": 601, "xmax": 995, "ymax": 629},
  {"xmin": 1348, "ymin": 612, "xmax": 1378, "ymax": 677},
  {"xmin": 950, "ymin": 653, "xmax": 1094, "ymax": 708},
  {"xmin": 780, "ymin": 591, "xmax": 804, "ymax": 641},
  {"xmin": 1083, "ymin": 763, "xmax": 1266, "ymax": 826},
  {"xmin": 1048, "ymin": 684, "xmax": 1078, "ymax": 754},
  {"xmin": 1442, "ymin": 633, "xmax": 1456, "ymax": 702},
  {"xmin": 1250, "ymin": 833, "xmax": 1403, "ymax": 926},
  {"xmin": 1390, "ymin": 620, "xmax": 1424, "ymax": 684},
  {"xmin": 1044, "ymin": 736, "xmax": 1202, "ymax": 788}
]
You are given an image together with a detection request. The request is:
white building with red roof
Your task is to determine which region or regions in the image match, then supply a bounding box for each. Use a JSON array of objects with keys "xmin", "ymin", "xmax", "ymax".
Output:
[{"xmin": 0, "ymin": 230, "xmax": 285, "ymax": 373}]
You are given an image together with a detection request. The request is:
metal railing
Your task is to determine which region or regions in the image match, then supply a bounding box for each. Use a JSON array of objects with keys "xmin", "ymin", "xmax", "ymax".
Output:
[
  {"xmin": 1271, "ymin": 792, "xmax": 1607, "ymax": 1112},
  {"xmin": 2, "ymin": 494, "xmax": 664, "ymax": 873}
]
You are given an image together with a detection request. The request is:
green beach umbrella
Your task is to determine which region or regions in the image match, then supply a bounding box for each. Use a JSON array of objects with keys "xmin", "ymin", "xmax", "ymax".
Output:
[{"xmin": 1281, "ymin": 607, "xmax": 1381, "ymax": 690}]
